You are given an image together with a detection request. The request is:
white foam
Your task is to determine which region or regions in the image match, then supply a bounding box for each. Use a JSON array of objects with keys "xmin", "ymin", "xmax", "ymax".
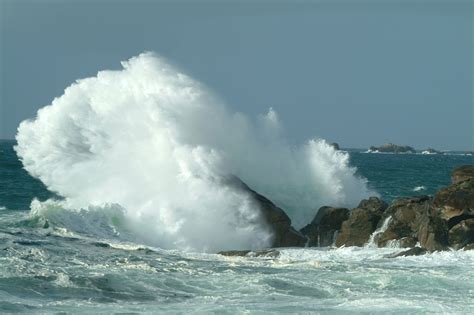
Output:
[
  {"xmin": 413, "ymin": 186, "xmax": 426, "ymax": 192},
  {"xmin": 16, "ymin": 52, "xmax": 374, "ymax": 252}
]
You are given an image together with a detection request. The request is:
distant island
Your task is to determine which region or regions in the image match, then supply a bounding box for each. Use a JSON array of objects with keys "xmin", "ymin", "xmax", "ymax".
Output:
[
  {"xmin": 368, "ymin": 143, "xmax": 416, "ymax": 153},
  {"xmin": 367, "ymin": 143, "xmax": 446, "ymax": 154}
]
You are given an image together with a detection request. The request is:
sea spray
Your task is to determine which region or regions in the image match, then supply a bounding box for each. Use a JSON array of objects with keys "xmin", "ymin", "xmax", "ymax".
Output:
[{"xmin": 16, "ymin": 52, "xmax": 374, "ymax": 251}]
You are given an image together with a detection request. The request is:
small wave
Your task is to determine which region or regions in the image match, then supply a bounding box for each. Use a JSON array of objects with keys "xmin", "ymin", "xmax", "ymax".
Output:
[
  {"xmin": 413, "ymin": 186, "xmax": 426, "ymax": 192},
  {"xmin": 0, "ymin": 206, "xmax": 6, "ymax": 211}
]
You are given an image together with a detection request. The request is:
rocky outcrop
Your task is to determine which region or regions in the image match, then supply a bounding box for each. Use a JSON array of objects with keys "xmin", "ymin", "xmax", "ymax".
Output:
[
  {"xmin": 388, "ymin": 247, "xmax": 427, "ymax": 258},
  {"xmin": 416, "ymin": 211, "xmax": 449, "ymax": 251},
  {"xmin": 300, "ymin": 207, "xmax": 349, "ymax": 247},
  {"xmin": 224, "ymin": 175, "xmax": 307, "ymax": 248},
  {"xmin": 369, "ymin": 143, "xmax": 416, "ymax": 154},
  {"xmin": 374, "ymin": 166, "xmax": 473, "ymax": 251},
  {"xmin": 219, "ymin": 165, "xmax": 474, "ymax": 255},
  {"xmin": 335, "ymin": 197, "xmax": 387, "ymax": 247},
  {"xmin": 429, "ymin": 165, "xmax": 474, "ymax": 250},
  {"xmin": 451, "ymin": 165, "xmax": 474, "ymax": 184},
  {"xmin": 375, "ymin": 196, "xmax": 449, "ymax": 251},
  {"xmin": 448, "ymin": 219, "xmax": 474, "ymax": 249},
  {"xmin": 433, "ymin": 177, "xmax": 474, "ymax": 223}
]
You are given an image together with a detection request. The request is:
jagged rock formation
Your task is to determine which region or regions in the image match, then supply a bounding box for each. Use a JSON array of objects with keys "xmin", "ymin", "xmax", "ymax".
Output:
[
  {"xmin": 334, "ymin": 197, "xmax": 387, "ymax": 247},
  {"xmin": 300, "ymin": 206, "xmax": 349, "ymax": 247},
  {"xmin": 218, "ymin": 165, "xmax": 473, "ymax": 255},
  {"xmin": 224, "ymin": 175, "xmax": 307, "ymax": 248},
  {"xmin": 335, "ymin": 165, "xmax": 474, "ymax": 251}
]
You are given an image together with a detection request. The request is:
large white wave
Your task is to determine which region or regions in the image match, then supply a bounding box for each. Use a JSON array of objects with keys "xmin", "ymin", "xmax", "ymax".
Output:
[{"xmin": 16, "ymin": 52, "xmax": 374, "ymax": 252}]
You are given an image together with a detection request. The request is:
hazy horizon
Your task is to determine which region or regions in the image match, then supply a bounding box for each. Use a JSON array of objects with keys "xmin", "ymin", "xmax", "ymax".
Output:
[{"xmin": 1, "ymin": 0, "xmax": 472, "ymax": 150}]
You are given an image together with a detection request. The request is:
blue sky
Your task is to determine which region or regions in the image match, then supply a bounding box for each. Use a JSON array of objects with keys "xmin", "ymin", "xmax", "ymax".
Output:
[{"xmin": 0, "ymin": 0, "xmax": 472, "ymax": 150}]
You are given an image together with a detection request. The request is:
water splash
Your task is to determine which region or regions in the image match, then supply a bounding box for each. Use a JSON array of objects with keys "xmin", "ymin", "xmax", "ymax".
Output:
[
  {"xmin": 366, "ymin": 216, "xmax": 392, "ymax": 248},
  {"xmin": 413, "ymin": 186, "xmax": 426, "ymax": 192},
  {"xmin": 16, "ymin": 52, "xmax": 374, "ymax": 252}
]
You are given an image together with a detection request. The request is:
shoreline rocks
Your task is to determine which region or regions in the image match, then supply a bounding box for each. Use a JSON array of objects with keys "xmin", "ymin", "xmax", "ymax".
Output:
[
  {"xmin": 218, "ymin": 165, "xmax": 474, "ymax": 256},
  {"xmin": 300, "ymin": 206, "xmax": 349, "ymax": 247},
  {"xmin": 335, "ymin": 197, "xmax": 387, "ymax": 247}
]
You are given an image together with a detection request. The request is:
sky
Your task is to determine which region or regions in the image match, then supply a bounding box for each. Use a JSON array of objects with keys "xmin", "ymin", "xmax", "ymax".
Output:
[{"xmin": 0, "ymin": 0, "xmax": 472, "ymax": 150}]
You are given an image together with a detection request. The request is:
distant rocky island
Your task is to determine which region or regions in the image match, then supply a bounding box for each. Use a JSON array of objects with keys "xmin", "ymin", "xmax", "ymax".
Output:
[
  {"xmin": 368, "ymin": 143, "xmax": 416, "ymax": 153},
  {"xmin": 366, "ymin": 143, "xmax": 449, "ymax": 154},
  {"xmin": 219, "ymin": 164, "xmax": 474, "ymax": 257}
]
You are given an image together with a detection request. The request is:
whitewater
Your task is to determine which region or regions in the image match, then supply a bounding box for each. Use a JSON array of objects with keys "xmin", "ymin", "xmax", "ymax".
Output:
[{"xmin": 15, "ymin": 52, "xmax": 373, "ymax": 252}]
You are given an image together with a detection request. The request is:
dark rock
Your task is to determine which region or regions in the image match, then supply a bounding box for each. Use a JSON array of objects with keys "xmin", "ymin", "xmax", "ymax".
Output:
[
  {"xmin": 223, "ymin": 175, "xmax": 307, "ymax": 248},
  {"xmin": 388, "ymin": 247, "xmax": 427, "ymax": 258},
  {"xmin": 368, "ymin": 143, "xmax": 416, "ymax": 154},
  {"xmin": 335, "ymin": 197, "xmax": 387, "ymax": 247},
  {"xmin": 398, "ymin": 236, "xmax": 418, "ymax": 248},
  {"xmin": 218, "ymin": 249, "xmax": 280, "ymax": 258},
  {"xmin": 432, "ymin": 177, "xmax": 474, "ymax": 224},
  {"xmin": 448, "ymin": 218, "xmax": 474, "ymax": 249},
  {"xmin": 358, "ymin": 197, "xmax": 388, "ymax": 214},
  {"xmin": 417, "ymin": 212, "xmax": 449, "ymax": 251},
  {"xmin": 463, "ymin": 243, "xmax": 474, "ymax": 250},
  {"xmin": 451, "ymin": 165, "xmax": 474, "ymax": 184},
  {"xmin": 300, "ymin": 206, "xmax": 349, "ymax": 247},
  {"xmin": 376, "ymin": 196, "xmax": 449, "ymax": 251},
  {"xmin": 380, "ymin": 196, "xmax": 430, "ymax": 231},
  {"xmin": 330, "ymin": 142, "xmax": 340, "ymax": 151},
  {"xmin": 92, "ymin": 242, "xmax": 111, "ymax": 248}
]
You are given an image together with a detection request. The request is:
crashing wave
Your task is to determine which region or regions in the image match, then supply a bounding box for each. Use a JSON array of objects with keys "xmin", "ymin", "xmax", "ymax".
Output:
[{"xmin": 16, "ymin": 52, "xmax": 374, "ymax": 252}]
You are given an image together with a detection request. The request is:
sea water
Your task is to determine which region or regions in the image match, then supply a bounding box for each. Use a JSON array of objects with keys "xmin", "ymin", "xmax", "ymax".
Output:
[
  {"xmin": 1, "ymin": 143, "xmax": 474, "ymax": 313},
  {"xmin": 1, "ymin": 53, "xmax": 473, "ymax": 313}
]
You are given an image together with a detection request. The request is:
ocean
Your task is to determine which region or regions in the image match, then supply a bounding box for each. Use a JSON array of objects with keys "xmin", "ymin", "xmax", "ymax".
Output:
[
  {"xmin": 1, "ymin": 139, "xmax": 473, "ymax": 313},
  {"xmin": 1, "ymin": 53, "xmax": 473, "ymax": 313}
]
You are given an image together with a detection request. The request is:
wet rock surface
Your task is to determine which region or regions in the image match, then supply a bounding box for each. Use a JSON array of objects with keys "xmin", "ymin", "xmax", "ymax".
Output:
[
  {"xmin": 387, "ymin": 247, "xmax": 427, "ymax": 258},
  {"xmin": 300, "ymin": 207, "xmax": 349, "ymax": 247},
  {"xmin": 225, "ymin": 175, "xmax": 307, "ymax": 248},
  {"xmin": 335, "ymin": 197, "xmax": 387, "ymax": 247},
  {"xmin": 375, "ymin": 196, "xmax": 449, "ymax": 251},
  {"xmin": 450, "ymin": 165, "xmax": 474, "ymax": 184},
  {"xmin": 221, "ymin": 165, "xmax": 473, "ymax": 256}
]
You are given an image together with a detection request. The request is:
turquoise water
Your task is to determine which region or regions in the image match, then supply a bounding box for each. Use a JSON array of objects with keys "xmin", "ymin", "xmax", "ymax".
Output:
[{"xmin": 1, "ymin": 140, "xmax": 473, "ymax": 313}]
